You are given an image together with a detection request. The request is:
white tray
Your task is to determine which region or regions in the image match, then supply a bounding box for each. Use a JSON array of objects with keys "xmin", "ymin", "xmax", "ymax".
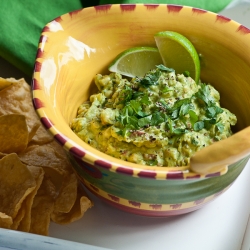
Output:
[{"xmin": 1, "ymin": 2, "xmax": 250, "ymax": 249}]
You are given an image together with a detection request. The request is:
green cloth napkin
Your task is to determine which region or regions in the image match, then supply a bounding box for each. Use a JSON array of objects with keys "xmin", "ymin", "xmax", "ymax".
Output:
[
  {"xmin": 0, "ymin": 0, "xmax": 97, "ymax": 77},
  {"xmin": 0, "ymin": 0, "xmax": 231, "ymax": 77}
]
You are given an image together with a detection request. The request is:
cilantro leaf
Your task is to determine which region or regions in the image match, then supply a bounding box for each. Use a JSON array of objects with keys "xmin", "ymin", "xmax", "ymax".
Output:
[
  {"xmin": 171, "ymin": 98, "xmax": 191, "ymax": 111},
  {"xmin": 165, "ymin": 117, "xmax": 174, "ymax": 133},
  {"xmin": 170, "ymin": 109, "xmax": 179, "ymax": 120},
  {"xmin": 173, "ymin": 128, "xmax": 187, "ymax": 135},
  {"xmin": 132, "ymin": 91, "xmax": 144, "ymax": 99},
  {"xmin": 151, "ymin": 112, "xmax": 166, "ymax": 126},
  {"xmin": 117, "ymin": 124, "xmax": 133, "ymax": 137},
  {"xmin": 138, "ymin": 115, "xmax": 152, "ymax": 127},
  {"xmin": 216, "ymin": 122, "xmax": 224, "ymax": 133},
  {"xmin": 191, "ymin": 138, "xmax": 199, "ymax": 145},
  {"xmin": 195, "ymin": 83, "xmax": 214, "ymax": 106},
  {"xmin": 147, "ymin": 159, "xmax": 158, "ymax": 166},
  {"xmin": 130, "ymin": 100, "xmax": 145, "ymax": 117},
  {"xmin": 140, "ymin": 95, "xmax": 151, "ymax": 105},
  {"xmin": 128, "ymin": 116, "xmax": 139, "ymax": 129},
  {"xmin": 167, "ymin": 98, "xmax": 191, "ymax": 120},
  {"xmin": 188, "ymin": 110, "xmax": 198, "ymax": 126},
  {"xmin": 159, "ymin": 99, "xmax": 171, "ymax": 110},
  {"xmin": 118, "ymin": 85, "xmax": 133, "ymax": 104},
  {"xmin": 183, "ymin": 70, "xmax": 190, "ymax": 77},
  {"xmin": 161, "ymin": 86, "xmax": 174, "ymax": 93},
  {"xmin": 156, "ymin": 64, "xmax": 175, "ymax": 72},
  {"xmin": 206, "ymin": 105, "xmax": 224, "ymax": 118},
  {"xmin": 179, "ymin": 103, "xmax": 191, "ymax": 117},
  {"xmin": 119, "ymin": 105, "xmax": 134, "ymax": 125},
  {"xmin": 194, "ymin": 121, "xmax": 204, "ymax": 131},
  {"xmin": 203, "ymin": 119, "xmax": 212, "ymax": 130},
  {"xmin": 139, "ymin": 70, "xmax": 160, "ymax": 87}
]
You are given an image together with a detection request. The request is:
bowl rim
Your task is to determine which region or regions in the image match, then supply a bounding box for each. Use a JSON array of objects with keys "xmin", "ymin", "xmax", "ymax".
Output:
[{"xmin": 32, "ymin": 3, "xmax": 249, "ymax": 180}]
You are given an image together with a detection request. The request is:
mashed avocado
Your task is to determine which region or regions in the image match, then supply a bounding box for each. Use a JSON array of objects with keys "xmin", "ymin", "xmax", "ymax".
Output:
[{"xmin": 70, "ymin": 65, "xmax": 236, "ymax": 167}]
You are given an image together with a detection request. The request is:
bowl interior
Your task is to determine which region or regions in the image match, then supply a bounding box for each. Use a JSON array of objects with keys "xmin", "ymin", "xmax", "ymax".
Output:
[{"xmin": 33, "ymin": 4, "xmax": 250, "ymax": 171}]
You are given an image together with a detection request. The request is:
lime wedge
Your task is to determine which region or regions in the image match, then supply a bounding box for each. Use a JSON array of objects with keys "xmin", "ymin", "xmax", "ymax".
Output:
[
  {"xmin": 154, "ymin": 31, "xmax": 200, "ymax": 83},
  {"xmin": 108, "ymin": 47, "xmax": 162, "ymax": 78}
]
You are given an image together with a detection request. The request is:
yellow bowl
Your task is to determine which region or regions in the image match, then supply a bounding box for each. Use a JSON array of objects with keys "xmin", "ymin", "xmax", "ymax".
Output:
[{"xmin": 32, "ymin": 4, "xmax": 250, "ymax": 216}]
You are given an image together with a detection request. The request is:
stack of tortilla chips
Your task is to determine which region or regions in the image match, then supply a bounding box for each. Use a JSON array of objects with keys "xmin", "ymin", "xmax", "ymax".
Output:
[{"xmin": 0, "ymin": 77, "xmax": 93, "ymax": 235}]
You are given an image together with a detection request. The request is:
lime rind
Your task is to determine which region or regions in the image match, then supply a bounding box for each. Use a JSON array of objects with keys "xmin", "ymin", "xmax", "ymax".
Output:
[{"xmin": 154, "ymin": 31, "xmax": 200, "ymax": 83}]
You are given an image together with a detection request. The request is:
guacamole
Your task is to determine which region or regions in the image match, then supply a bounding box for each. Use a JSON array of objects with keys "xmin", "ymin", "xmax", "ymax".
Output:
[{"xmin": 70, "ymin": 65, "xmax": 236, "ymax": 167}]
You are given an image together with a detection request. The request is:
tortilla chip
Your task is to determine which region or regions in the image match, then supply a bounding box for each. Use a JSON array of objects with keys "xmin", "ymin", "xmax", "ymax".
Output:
[
  {"xmin": 0, "ymin": 114, "xmax": 29, "ymax": 153},
  {"xmin": 18, "ymin": 166, "xmax": 44, "ymax": 232},
  {"xmin": 0, "ymin": 152, "xmax": 7, "ymax": 159},
  {"xmin": 29, "ymin": 177, "xmax": 56, "ymax": 236},
  {"xmin": 0, "ymin": 77, "xmax": 15, "ymax": 90},
  {"xmin": 11, "ymin": 207, "xmax": 26, "ymax": 230},
  {"xmin": 28, "ymin": 121, "xmax": 41, "ymax": 143},
  {"xmin": 0, "ymin": 212, "xmax": 13, "ymax": 229},
  {"xmin": 0, "ymin": 78, "xmax": 52, "ymax": 142},
  {"xmin": 51, "ymin": 186, "xmax": 93, "ymax": 225},
  {"xmin": 42, "ymin": 166, "xmax": 64, "ymax": 191},
  {"xmin": 0, "ymin": 153, "xmax": 36, "ymax": 218},
  {"xmin": 0, "ymin": 79, "xmax": 35, "ymax": 130},
  {"xmin": 18, "ymin": 144, "xmax": 67, "ymax": 175},
  {"xmin": 0, "ymin": 76, "xmax": 93, "ymax": 235},
  {"xmin": 29, "ymin": 125, "xmax": 54, "ymax": 145},
  {"xmin": 53, "ymin": 173, "xmax": 78, "ymax": 214}
]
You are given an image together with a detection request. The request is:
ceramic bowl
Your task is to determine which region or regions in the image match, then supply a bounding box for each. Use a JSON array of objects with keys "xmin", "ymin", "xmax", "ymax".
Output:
[{"xmin": 32, "ymin": 4, "xmax": 250, "ymax": 216}]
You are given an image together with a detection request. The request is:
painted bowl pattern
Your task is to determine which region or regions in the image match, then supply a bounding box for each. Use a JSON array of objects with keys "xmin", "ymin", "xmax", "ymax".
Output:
[{"xmin": 32, "ymin": 4, "xmax": 250, "ymax": 216}]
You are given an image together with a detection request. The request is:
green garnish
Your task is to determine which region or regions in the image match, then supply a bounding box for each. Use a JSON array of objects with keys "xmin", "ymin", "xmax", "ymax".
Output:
[
  {"xmin": 188, "ymin": 110, "xmax": 198, "ymax": 126},
  {"xmin": 194, "ymin": 121, "xmax": 204, "ymax": 131},
  {"xmin": 183, "ymin": 70, "xmax": 190, "ymax": 77},
  {"xmin": 116, "ymin": 68, "xmax": 225, "ymax": 138},
  {"xmin": 195, "ymin": 83, "xmax": 214, "ymax": 106},
  {"xmin": 139, "ymin": 70, "xmax": 160, "ymax": 87},
  {"xmin": 156, "ymin": 64, "xmax": 175, "ymax": 72}
]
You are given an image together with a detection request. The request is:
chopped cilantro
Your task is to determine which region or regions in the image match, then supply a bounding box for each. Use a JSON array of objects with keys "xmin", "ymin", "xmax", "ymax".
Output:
[
  {"xmin": 130, "ymin": 100, "xmax": 148, "ymax": 117},
  {"xmin": 183, "ymin": 70, "xmax": 190, "ymax": 77},
  {"xmin": 128, "ymin": 116, "xmax": 139, "ymax": 129},
  {"xmin": 151, "ymin": 112, "xmax": 167, "ymax": 126},
  {"xmin": 147, "ymin": 159, "xmax": 158, "ymax": 166},
  {"xmin": 119, "ymin": 105, "xmax": 134, "ymax": 126},
  {"xmin": 203, "ymin": 119, "xmax": 212, "ymax": 130},
  {"xmin": 179, "ymin": 103, "xmax": 191, "ymax": 117},
  {"xmin": 166, "ymin": 117, "xmax": 174, "ymax": 133},
  {"xmin": 170, "ymin": 109, "xmax": 179, "ymax": 120},
  {"xmin": 216, "ymin": 122, "xmax": 224, "ymax": 133},
  {"xmin": 206, "ymin": 105, "xmax": 223, "ymax": 118},
  {"xmin": 173, "ymin": 128, "xmax": 187, "ymax": 135},
  {"xmin": 195, "ymin": 83, "xmax": 214, "ymax": 106},
  {"xmin": 161, "ymin": 86, "xmax": 174, "ymax": 93},
  {"xmin": 191, "ymin": 138, "xmax": 199, "ymax": 145},
  {"xmin": 117, "ymin": 124, "xmax": 133, "ymax": 137},
  {"xmin": 171, "ymin": 98, "xmax": 191, "ymax": 111},
  {"xmin": 188, "ymin": 110, "xmax": 198, "ymax": 126},
  {"xmin": 156, "ymin": 64, "xmax": 175, "ymax": 72},
  {"xmin": 119, "ymin": 85, "xmax": 133, "ymax": 104},
  {"xmin": 115, "ymin": 66, "xmax": 227, "ymax": 140},
  {"xmin": 140, "ymin": 94, "xmax": 151, "ymax": 105},
  {"xmin": 139, "ymin": 70, "xmax": 160, "ymax": 87},
  {"xmin": 138, "ymin": 115, "xmax": 152, "ymax": 127},
  {"xmin": 194, "ymin": 121, "xmax": 204, "ymax": 131},
  {"xmin": 159, "ymin": 99, "xmax": 171, "ymax": 110}
]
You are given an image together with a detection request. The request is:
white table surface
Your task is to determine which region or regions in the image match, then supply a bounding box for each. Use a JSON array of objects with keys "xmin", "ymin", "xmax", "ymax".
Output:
[{"xmin": 1, "ymin": 2, "xmax": 250, "ymax": 250}]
